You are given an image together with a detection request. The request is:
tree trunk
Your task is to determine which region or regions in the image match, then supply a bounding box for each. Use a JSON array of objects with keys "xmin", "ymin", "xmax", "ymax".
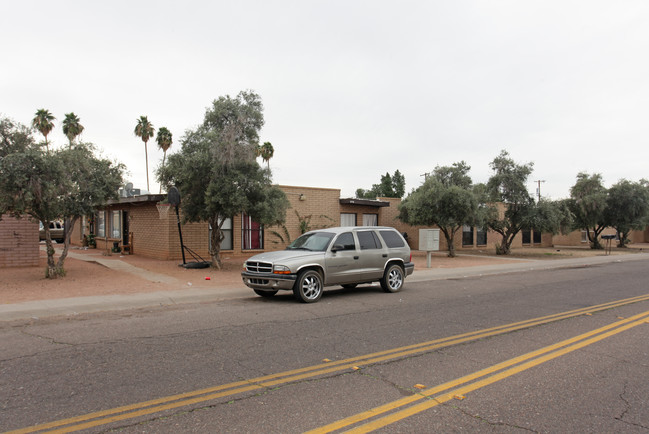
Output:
[
  {"xmin": 440, "ymin": 226, "xmax": 458, "ymax": 258},
  {"xmin": 43, "ymin": 224, "xmax": 62, "ymax": 278},
  {"xmin": 496, "ymin": 230, "xmax": 515, "ymax": 255},
  {"xmin": 56, "ymin": 216, "xmax": 79, "ymax": 272},
  {"xmin": 144, "ymin": 140, "xmax": 150, "ymax": 192},
  {"xmin": 587, "ymin": 227, "xmax": 603, "ymax": 249},
  {"xmin": 208, "ymin": 216, "xmax": 224, "ymax": 269},
  {"xmin": 617, "ymin": 231, "xmax": 628, "ymax": 248}
]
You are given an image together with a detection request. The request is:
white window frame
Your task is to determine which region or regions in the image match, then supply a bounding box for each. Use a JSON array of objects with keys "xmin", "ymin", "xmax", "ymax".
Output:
[
  {"xmin": 340, "ymin": 213, "xmax": 357, "ymax": 227},
  {"xmin": 111, "ymin": 210, "xmax": 121, "ymax": 239},
  {"xmin": 362, "ymin": 214, "xmax": 378, "ymax": 226},
  {"xmin": 97, "ymin": 211, "xmax": 106, "ymax": 237}
]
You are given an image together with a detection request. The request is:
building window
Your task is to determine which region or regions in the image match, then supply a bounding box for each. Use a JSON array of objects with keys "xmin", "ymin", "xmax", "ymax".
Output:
[
  {"xmin": 220, "ymin": 217, "xmax": 233, "ymax": 250},
  {"xmin": 362, "ymin": 214, "xmax": 378, "ymax": 226},
  {"xmin": 96, "ymin": 211, "xmax": 105, "ymax": 237},
  {"xmin": 111, "ymin": 210, "xmax": 121, "ymax": 239},
  {"xmin": 522, "ymin": 229, "xmax": 531, "ymax": 245},
  {"xmin": 476, "ymin": 227, "xmax": 487, "ymax": 246},
  {"xmin": 340, "ymin": 213, "xmax": 357, "ymax": 227},
  {"xmin": 209, "ymin": 217, "xmax": 233, "ymax": 252},
  {"xmin": 242, "ymin": 214, "xmax": 263, "ymax": 250},
  {"xmin": 462, "ymin": 225, "xmax": 474, "ymax": 246},
  {"xmin": 581, "ymin": 230, "xmax": 588, "ymax": 243},
  {"xmin": 533, "ymin": 230, "xmax": 542, "ymax": 244}
]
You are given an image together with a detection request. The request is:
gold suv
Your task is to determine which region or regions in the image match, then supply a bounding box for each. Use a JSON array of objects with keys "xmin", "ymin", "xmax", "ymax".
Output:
[{"xmin": 242, "ymin": 226, "xmax": 414, "ymax": 303}]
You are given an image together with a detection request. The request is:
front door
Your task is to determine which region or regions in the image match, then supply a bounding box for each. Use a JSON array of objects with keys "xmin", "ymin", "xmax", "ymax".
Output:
[{"xmin": 325, "ymin": 232, "xmax": 359, "ymax": 285}]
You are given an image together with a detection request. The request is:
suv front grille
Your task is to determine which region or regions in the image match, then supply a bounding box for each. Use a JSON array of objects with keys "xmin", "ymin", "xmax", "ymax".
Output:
[{"xmin": 246, "ymin": 261, "xmax": 273, "ymax": 273}]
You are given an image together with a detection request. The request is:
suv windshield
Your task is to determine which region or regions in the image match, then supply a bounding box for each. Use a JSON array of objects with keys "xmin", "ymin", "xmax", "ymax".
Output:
[{"xmin": 287, "ymin": 232, "xmax": 335, "ymax": 252}]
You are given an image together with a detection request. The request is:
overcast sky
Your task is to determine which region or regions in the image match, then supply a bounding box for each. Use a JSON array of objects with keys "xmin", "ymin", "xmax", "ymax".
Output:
[{"xmin": 2, "ymin": 1, "xmax": 648, "ymax": 199}]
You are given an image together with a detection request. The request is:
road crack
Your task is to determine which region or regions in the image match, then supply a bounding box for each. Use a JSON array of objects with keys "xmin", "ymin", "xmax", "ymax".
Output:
[
  {"xmin": 444, "ymin": 402, "xmax": 539, "ymax": 432},
  {"xmin": 19, "ymin": 329, "xmax": 76, "ymax": 347},
  {"xmin": 614, "ymin": 381, "xmax": 649, "ymax": 430}
]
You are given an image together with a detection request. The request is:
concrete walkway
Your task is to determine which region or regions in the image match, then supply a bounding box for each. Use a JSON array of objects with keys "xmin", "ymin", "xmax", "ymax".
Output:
[
  {"xmin": 63, "ymin": 249, "xmax": 182, "ymax": 285},
  {"xmin": 2, "ymin": 252, "xmax": 648, "ymax": 322}
]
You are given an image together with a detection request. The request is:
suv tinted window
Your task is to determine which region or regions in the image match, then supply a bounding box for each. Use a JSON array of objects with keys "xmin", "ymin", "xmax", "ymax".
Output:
[
  {"xmin": 357, "ymin": 231, "xmax": 381, "ymax": 250},
  {"xmin": 334, "ymin": 232, "xmax": 356, "ymax": 251},
  {"xmin": 379, "ymin": 230, "xmax": 405, "ymax": 248}
]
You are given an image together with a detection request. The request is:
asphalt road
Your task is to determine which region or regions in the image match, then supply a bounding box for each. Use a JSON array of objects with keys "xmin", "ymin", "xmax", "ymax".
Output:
[{"xmin": 1, "ymin": 259, "xmax": 648, "ymax": 433}]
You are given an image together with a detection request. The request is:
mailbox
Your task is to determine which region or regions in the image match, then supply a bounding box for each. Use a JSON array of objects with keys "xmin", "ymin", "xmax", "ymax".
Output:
[{"xmin": 419, "ymin": 229, "xmax": 440, "ymax": 251}]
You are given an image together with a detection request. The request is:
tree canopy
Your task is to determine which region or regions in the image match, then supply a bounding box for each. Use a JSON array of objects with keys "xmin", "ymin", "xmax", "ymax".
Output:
[
  {"xmin": 62, "ymin": 112, "xmax": 84, "ymax": 147},
  {"xmin": 0, "ymin": 116, "xmax": 124, "ymax": 277},
  {"xmin": 258, "ymin": 141, "xmax": 274, "ymax": 169},
  {"xmin": 567, "ymin": 172, "xmax": 608, "ymax": 249},
  {"xmin": 158, "ymin": 91, "xmax": 289, "ymax": 269},
  {"xmin": 399, "ymin": 161, "xmax": 481, "ymax": 257},
  {"xmin": 568, "ymin": 174, "xmax": 649, "ymax": 249},
  {"xmin": 485, "ymin": 150, "xmax": 568, "ymax": 254},
  {"xmin": 356, "ymin": 170, "xmax": 406, "ymax": 199},
  {"xmin": 135, "ymin": 115, "xmax": 155, "ymax": 191},
  {"xmin": 605, "ymin": 179, "xmax": 649, "ymax": 247},
  {"xmin": 32, "ymin": 109, "xmax": 55, "ymax": 151}
]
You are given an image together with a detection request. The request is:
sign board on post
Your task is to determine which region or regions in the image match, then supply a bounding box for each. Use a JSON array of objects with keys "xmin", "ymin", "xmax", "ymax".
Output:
[{"xmin": 419, "ymin": 228, "xmax": 440, "ymax": 268}]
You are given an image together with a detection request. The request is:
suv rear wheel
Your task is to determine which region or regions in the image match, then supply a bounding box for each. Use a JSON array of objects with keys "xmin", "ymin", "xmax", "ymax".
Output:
[
  {"xmin": 293, "ymin": 269, "xmax": 323, "ymax": 303},
  {"xmin": 381, "ymin": 264, "xmax": 404, "ymax": 293}
]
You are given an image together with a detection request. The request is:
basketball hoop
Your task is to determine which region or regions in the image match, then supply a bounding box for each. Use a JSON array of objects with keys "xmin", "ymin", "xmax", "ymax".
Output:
[{"xmin": 156, "ymin": 204, "xmax": 171, "ymax": 220}]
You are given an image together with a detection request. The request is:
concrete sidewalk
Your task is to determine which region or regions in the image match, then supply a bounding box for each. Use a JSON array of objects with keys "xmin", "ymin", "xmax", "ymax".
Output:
[{"xmin": 1, "ymin": 252, "xmax": 648, "ymax": 322}]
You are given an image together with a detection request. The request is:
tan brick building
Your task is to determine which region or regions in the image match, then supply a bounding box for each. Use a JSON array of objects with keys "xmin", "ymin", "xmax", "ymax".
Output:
[
  {"xmin": 69, "ymin": 185, "xmax": 402, "ymax": 260},
  {"xmin": 68, "ymin": 185, "xmax": 649, "ymax": 261},
  {"xmin": 0, "ymin": 214, "xmax": 39, "ymax": 267}
]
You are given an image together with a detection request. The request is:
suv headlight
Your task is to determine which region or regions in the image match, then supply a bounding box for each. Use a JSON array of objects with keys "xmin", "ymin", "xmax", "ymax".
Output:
[{"xmin": 273, "ymin": 265, "xmax": 291, "ymax": 275}]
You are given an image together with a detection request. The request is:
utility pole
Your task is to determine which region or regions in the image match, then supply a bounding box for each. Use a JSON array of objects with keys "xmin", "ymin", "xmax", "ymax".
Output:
[{"xmin": 534, "ymin": 180, "xmax": 545, "ymax": 202}]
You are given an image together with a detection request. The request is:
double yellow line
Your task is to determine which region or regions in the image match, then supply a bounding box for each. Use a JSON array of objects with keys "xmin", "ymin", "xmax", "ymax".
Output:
[
  {"xmin": 9, "ymin": 294, "xmax": 649, "ymax": 434},
  {"xmin": 309, "ymin": 309, "xmax": 649, "ymax": 433}
]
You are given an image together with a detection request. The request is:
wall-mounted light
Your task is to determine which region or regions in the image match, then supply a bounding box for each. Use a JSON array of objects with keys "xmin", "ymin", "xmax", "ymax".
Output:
[{"xmin": 299, "ymin": 194, "xmax": 306, "ymax": 201}]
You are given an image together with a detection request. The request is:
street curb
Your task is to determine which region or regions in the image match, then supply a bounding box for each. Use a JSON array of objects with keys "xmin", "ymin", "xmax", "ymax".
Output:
[{"xmin": 2, "ymin": 253, "xmax": 648, "ymax": 322}]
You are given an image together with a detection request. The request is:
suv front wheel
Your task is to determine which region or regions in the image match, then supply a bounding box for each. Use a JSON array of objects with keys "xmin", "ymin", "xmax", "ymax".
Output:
[
  {"xmin": 293, "ymin": 269, "xmax": 323, "ymax": 303},
  {"xmin": 381, "ymin": 264, "xmax": 404, "ymax": 293}
]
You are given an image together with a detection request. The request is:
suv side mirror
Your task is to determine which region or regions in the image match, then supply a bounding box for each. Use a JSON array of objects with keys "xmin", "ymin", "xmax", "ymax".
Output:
[{"xmin": 331, "ymin": 244, "xmax": 344, "ymax": 253}]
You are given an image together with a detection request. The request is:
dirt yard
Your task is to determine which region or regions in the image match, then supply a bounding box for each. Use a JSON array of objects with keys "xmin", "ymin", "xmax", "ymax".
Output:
[{"xmin": 0, "ymin": 243, "xmax": 645, "ymax": 305}]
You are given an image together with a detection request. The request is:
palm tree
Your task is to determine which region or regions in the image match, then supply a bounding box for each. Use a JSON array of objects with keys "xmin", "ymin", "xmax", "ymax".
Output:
[
  {"xmin": 134, "ymin": 116, "xmax": 155, "ymax": 191},
  {"xmin": 62, "ymin": 112, "xmax": 84, "ymax": 148},
  {"xmin": 156, "ymin": 127, "xmax": 173, "ymax": 167},
  {"xmin": 156, "ymin": 127, "xmax": 173, "ymax": 192},
  {"xmin": 260, "ymin": 141, "xmax": 274, "ymax": 169},
  {"xmin": 32, "ymin": 109, "xmax": 55, "ymax": 151}
]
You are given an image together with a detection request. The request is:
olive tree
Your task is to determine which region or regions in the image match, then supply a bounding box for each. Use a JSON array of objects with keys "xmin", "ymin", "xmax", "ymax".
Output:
[
  {"xmin": 605, "ymin": 179, "xmax": 649, "ymax": 247},
  {"xmin": 158, "ymin": 91, "xmax": 289, "ymax": 269},
  {"xmin": 485, "ymin": 150, "xmax": 569, "ymax": 255},
  {"xmin": 0, "ymin": 116, "xmax": 124, "ymax": 277},
  {"xmin": 399, "ymin": 162, "xmax": 481, "ymax": 257},
  {"xmin": 567, "ymin": 172, "xmax": 608, "ymax": 249}
]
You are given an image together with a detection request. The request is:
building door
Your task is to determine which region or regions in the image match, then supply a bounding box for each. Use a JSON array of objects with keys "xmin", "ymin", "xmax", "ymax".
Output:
[{"xmin": 122, "ymin": 211, "xmax": 129, "ymax": 246}]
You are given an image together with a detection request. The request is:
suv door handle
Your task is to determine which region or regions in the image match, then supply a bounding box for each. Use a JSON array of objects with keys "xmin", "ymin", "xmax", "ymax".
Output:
[
  {"xmin": 354, "ymin": 256, "xmax": 359, "ymax": 260},
  {"xmin": 382, "ymin": 254, "xmax": 388, "ymax": 258}
]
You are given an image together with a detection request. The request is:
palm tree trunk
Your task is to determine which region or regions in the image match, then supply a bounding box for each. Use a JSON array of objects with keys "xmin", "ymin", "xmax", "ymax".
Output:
[
  {"xmin": 159, "ymin": 152, "xmax": 167, "ymax": 193},
  {"xmin": 144, "ymin": 140, "xmax": 150, "ymax": 191}
]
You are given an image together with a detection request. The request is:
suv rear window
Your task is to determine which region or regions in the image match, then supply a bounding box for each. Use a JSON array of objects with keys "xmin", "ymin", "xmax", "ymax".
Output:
[
  {"xmin": 357, "ymin": 231, "xmax": 382, "ymax": 250},
  {"xmin": 379, "ymin": 230, "xmax": 405, "ymax": 248}
]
